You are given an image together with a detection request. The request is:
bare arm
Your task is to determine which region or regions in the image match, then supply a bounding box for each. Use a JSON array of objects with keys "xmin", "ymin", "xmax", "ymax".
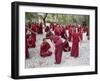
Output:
[{"xmin": 26, "ymin": 27, "xmax": 37, "ymax": 34}]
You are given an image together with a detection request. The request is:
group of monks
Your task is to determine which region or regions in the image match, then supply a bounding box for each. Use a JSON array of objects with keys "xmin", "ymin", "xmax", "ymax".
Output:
[{"xmin": 25, "ymin": 22, "xmax": 89, "ymax": 64}]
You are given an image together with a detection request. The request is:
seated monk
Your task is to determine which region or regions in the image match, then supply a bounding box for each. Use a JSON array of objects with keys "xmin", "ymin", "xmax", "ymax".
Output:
[
  {"xmin": 27, "ymin": 35, "xmax": 36, "ymax": 48},
  {"xmin": 40, "ymin": 38, "xmax": 52, "ymax": 57},
  {"xmin": 63, "ymin": 40, "xmax": 71, "ymax": 52},
  {"xmin": 25, "ymin": 35, "xmax": 35, "ymax": 59}
]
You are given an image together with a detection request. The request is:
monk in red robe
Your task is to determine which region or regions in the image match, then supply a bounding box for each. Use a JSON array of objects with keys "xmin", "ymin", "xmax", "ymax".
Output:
[
  {"xmin": 40, "ymin": 38, "xmax": 52, "ymax": 57},
  {"xmin": 25, "ymin": 35, "xmax": 35, "ymax": 58},
  {"xmin": 60, "ymin": 26, "xmax": 65, "ymax": 38},
  {"xmin": 78, "ymin": 26, "xmax": 83, "ymax": 41},
  {"xmin": 25, "ymin": 25, "xmax": 31, "ymax": 59},
  {"xmin": 68, "ymin": 26, "xmax": 72, "ymax": 41},
  {"xmin": 71, "ymin": 29, "xmax": 80, "ymax": 57},
  {"xmin": 39, "ymin": 22, "xmax": 43, "ymax": 34},
  {"xmin": 51, "ymin": 35, "xmax": 63, "ymax": 64},
  {"xmin": 25, "ymin": 29, "xmax": 29, "ymax": 59},
  {"xmin": 36, "ymin": 23, "xmax": 39, "ymax": 34},
  {"xmin": 50, "ymin": 23, "xmax": 55, "ymax": 31},
  {"xmin": 31, "ymin": 23, "xmax": 37, "ymax": 47},
  {"xmin": 54, "ymin": 26, "xmax": 61, "ymax": 36},
  {"xmin": 27, "ymin": 35, "xmax": 36, "ymax": 48}
]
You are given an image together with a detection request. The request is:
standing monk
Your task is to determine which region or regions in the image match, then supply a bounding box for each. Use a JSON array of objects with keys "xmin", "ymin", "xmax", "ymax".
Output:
[
  {"xmin": 31, "ymin": 23, "xmax": 37, "ymax": 48},
  {"xmin": 71, "ymin": 29, "xmax": 80, "ymax": 57},
  {"xmin": 51, "ymin": 35, "xmax": 63, "ymax": 64},
  {"xmin": 78, "ymin": 26, "xmax": 83, "ymax": 41},
  {"xmin": 68, "ymin": 26, "xmax": 72, "ymax": 41},
  {"xmin": 39, "ymin": 22, "xmax": 43, "ymax": 34},
  {"xmin": 25, "ymin": 24, "xmax": 31, "ymax": 59}
]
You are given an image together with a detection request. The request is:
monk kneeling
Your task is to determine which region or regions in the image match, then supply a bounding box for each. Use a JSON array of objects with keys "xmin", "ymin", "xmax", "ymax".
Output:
[{"xmin": 40, "ymin": 38, "xmax": 52, "ymax": 57}]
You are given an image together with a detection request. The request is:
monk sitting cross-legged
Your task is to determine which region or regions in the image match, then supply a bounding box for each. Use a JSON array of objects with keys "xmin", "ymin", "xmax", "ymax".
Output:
[{"xmin": 40, "ymin": 38, "xmax": 52, "ymax": 57}]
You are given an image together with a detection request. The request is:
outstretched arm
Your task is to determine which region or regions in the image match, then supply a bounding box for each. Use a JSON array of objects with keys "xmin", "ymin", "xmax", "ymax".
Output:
[{"xmin": 26, "ymin": 27, "xmax": 37, "ymax": 34}]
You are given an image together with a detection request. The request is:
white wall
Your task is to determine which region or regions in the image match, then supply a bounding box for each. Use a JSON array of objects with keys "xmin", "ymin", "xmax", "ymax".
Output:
[{"xmin": 0, "ymin": 0, "xmax": 99, "ymax": 81}]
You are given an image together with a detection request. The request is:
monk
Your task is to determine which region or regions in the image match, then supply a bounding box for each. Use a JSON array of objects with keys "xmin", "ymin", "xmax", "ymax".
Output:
[
  {"xmin": 27, "ymin": 35, "xmax": 36, "ymax": 48},
  {"xmin": 68, "ymin": 26, "xmax": 72, "ymax": 41},
  {"xmin": 25, "ymin": 29, "xmax": 29, "ymax": 59},
  {"xmin": 31, "ymin": 23, "xmax": 37, "ymax": 47},
  {"xmin": 25, "ymin": 25, "xmax": 31, "ymax": 59},
  {"xmin": 51, "ymin": 35, "xmax": 63, "ymax": 64},
  {"xmin": 39, "ymin": 22, "xmax": 43, "ymax": 34},
  {"xmin": 50, "ymin": 23, "xmax": 54, "ymax": 31},
  {"xmin": 63, "ymin": 29, "xmax": 68, "ymax": 40},
  {"xmin": 54, "ymin": 25, "xmax": 61, "ymax": 36},
  {"xmin": 78, "ymin": 26, "xmax": 83, "ymax": 41},
  {"xmin": 40, "ymin": 38, "xmax": 52, "ymax": 57},
  {"xmin": 71, "ymin": 29, "xmax": 80, "ymax": 57},
  {"xmin": 60, "ymin": 26, "xmax": 65, "ymax": 38}
]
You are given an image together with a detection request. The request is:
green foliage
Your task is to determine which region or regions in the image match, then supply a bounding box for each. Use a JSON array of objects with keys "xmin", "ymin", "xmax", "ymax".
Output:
[
  {"xmin": 25, "ymin": 12, "xmax": 38, "ymax": 23},
  {"xmin": 25, "ymin": 12, "xmax": 89, "ymax": 26}
]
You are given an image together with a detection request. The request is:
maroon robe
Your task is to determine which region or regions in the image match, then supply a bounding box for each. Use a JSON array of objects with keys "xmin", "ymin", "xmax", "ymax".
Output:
[
  {"xmin": 60, "ymin": 27, "xmax": 65, "ymax": 38},
  {"xmin": 40, "ymin": 41, "xmax": 52, "ymax": 57},
  {"xmin": 78, "ymin": 27, "xmax": 83, "ymax": 41},
  {"xmin": 50, "ymin": 23, "xmax": 54, "ymax": 30},
  {"xmin": 31, "ymin": 24, "xmax": 37, "ymax": 47},
  {"xmin": 25, "ymin": 36, "xmax": 29, "ymax": 58},
  {"xmin": 52, "ymin": 35, "xmax": 63, "ymax": 64},
  {"xmin": 68, "ymin": 27, "xmax": 72, "ymax": 41},
  {"xmin": 25, "ymin": 29, "xmax": 30, "ymax": 58},
  {"xmin": 71, "ymin": 32, "xmax": 80, "ymax": 57},
  {"xmin": 54, "ymin": 27, "xmax": 61, "ymax": 36},
  {"xmin": 27, "ymin": 36, "xmax": 35, "ymax": 48},
  {"xmin": 37, "ymin": 23, "xmax": 43, "ymax": 34},
  {"xmin": 39, "ymin": 23, "xmax": 43, "ymax": 34},
  {"xmin": 25, "ymin": 45, "xmax": 29, "ymax": 58},
  {"xmin": 36, "ymin": 24, "xmax": 40, "ymax": 34}
]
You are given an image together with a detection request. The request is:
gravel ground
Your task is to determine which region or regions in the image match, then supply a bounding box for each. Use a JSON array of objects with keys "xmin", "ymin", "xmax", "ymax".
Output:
[{"xmin": 25, "ymin": 32, "xmax": 90, "ymax": 68}]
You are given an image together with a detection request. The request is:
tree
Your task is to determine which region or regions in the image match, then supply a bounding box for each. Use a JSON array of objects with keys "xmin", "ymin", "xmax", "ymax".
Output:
[{"xmin": 38, "ymin": 13, "xmax": 48, "ymax": 27}]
